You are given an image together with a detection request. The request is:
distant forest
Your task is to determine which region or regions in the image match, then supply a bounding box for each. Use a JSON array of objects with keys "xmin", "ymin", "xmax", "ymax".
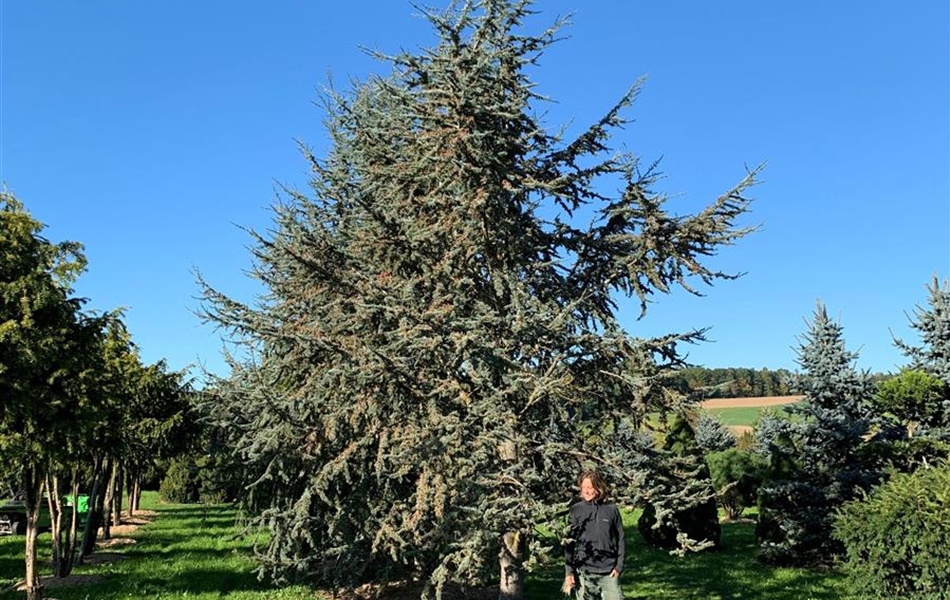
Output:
[
  {"xmin": 671, "ymin": 367, "xmax": 795, "ymax": 399},
  {"xmin": 670, "ymin": 366, "xmax": 892, "ymax": 399}
]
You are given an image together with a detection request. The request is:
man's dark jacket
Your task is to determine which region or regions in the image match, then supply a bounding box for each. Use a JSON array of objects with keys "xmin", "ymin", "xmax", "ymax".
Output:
[{"xmin": 565, "ymin": 499, "xmax": 625, "ymax": 575}]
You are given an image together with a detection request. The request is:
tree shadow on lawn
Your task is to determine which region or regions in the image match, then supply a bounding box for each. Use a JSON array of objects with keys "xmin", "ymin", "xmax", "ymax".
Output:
[
  {"xmin": 526, "ymin": 522, "xmax": 852, "ymax": 600},
  {"xmin": 0, "ymin": 567, "xmax": 281, "ymax": 600},
  {"xmin": 0, "ymin": 556, "xmax": 23, "ymax": 591},
  {"xmin": 74, "ymin": 567, "xmax": 279, "ymax": 599}
]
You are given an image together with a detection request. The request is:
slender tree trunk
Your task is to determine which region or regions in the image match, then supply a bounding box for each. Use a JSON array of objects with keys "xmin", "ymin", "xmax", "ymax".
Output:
[
  {"xmin": 498, "ymin": 530, "xmax": 525, "ymax": 600},
  {"xmin": 112, "ymin": 464, "xmax": 124, "ymax": 526},
  {"xmin": 100, "ymin": 458, "xmax": 117, "ymax": 541},
  {"xmin": 128, "ymin": 474, "xmax": 140, "ymax": 516},
  {"xmin": 22, "ymin": 467, "xmax": 45, "ymax": 600},
  {"xmin": 63, "ymin": 477, "xmax": 80, "ymax": 575},
  {"xmin": 44, "ymin": 474, "xmax": 64, "ymax": 577},
  {"xmin": 80, "ymin": 455, "xmax": 106, "ymax": 559}
]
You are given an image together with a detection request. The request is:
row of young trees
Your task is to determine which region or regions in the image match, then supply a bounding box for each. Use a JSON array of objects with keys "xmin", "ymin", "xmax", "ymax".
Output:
[
  {"xmin": 0, "ymin": 192, "xmax": 193, "ymax": 600},
  {"xmin": 197, "ymin": 1, "xmax": 760, "ymax": 598}
]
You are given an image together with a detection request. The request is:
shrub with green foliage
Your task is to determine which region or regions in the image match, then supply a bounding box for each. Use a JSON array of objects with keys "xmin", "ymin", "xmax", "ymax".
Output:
[
  {"xmin": 834, "ymin": 462, "xmax": 950, "ymax": 599},
  {"xmin": 874, "ymin": 369, "xmax": 950, "ymax": 438},
  {"xmin": 159, "ymin": 456, "xmax": 201, "ymax": 504},
  {"xmin": 159, "ymin": 451, "xmax": 242, "ymax": 505},
  {"xmin": 638, "ymin": 415, "xmax": 721, "ymax": 553},
  {"xmin": 706, "ymin": 448, "xmax": 767, "ymax": 520}
]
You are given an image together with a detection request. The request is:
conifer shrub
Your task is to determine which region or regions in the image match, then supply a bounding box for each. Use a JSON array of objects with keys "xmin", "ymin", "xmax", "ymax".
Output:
[
  {"xmin": 834, "ymin": 462, "xmax": 950, "ymax": 599},
  {"xmin": 695, "ymin": 413, "xmax": 736, "ymax": 453},
  {"xmin": 159, "ymin": 453, "xmax": 242, "ymax": 504},
  {"xmin": 160, "ymin": 456, "xmax": 201, "ymax": 503},
  {"xmin": 735, "ymin": 429, "xmax": 755, "ymax": 452},
  {"xmin": 638, "ymin": 415, "xmax": 721, "ymax": 552},
  {"xmin": 706, "ymin": 448, "xmax": 767, "ymax": 520},
  {"xmin": 755, "ymin": 303, "xmax": 878, "ymax": 566}
]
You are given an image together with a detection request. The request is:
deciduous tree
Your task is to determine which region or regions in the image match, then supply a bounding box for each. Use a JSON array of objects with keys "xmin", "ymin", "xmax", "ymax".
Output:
[{"xmin": 0, "ymin": 191, "xmax": 91, "ymax": 600}]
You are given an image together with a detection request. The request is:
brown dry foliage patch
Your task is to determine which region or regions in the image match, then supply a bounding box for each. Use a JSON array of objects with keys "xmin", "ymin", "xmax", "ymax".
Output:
[{"xmin": 700, "ymin": 395, "xmax": 804, "ymax": 409}]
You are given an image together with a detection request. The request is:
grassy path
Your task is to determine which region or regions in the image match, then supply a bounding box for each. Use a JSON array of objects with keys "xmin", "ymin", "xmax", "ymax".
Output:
[{"xmin": 0, "ymin": 493, "xmax": 853, "ymax": 599}]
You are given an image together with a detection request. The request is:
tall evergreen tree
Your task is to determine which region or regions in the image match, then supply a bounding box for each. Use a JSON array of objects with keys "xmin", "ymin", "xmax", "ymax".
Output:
[
  {"xmin": 894, "ymin": 276, "xmax": 950, "ymax": 385},
  {"xmin": 757, "ymin": 302, "xmax": 876, "ymax": 566},
  {"xmin": 200, "ymin": 2, "xmax": 758, "ymax": 597}
]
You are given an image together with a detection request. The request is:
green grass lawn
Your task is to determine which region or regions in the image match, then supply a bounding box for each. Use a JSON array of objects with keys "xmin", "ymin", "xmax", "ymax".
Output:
[
  {"xmin": 0, "ymin": 492, "xmax": 313, "ymax": 600},
  {"xmin": 0, "ymin": 493, "xmax": 853, "ymax": 600},
  {"xmin": 527, "ymin": 511, "xmax": 853, "ymax": 600}
]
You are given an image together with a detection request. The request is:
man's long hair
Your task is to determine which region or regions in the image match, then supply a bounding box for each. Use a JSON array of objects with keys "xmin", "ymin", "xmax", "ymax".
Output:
[{"xmin": 578, "ymin": 470, "xmax": 610, "ymax": 502}]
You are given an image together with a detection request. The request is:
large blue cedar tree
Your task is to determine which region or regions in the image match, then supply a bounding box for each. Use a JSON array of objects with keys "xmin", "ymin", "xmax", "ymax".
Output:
[{"xmin": 199, "ymin": 1, "xmax": 758, "ymax": 597}]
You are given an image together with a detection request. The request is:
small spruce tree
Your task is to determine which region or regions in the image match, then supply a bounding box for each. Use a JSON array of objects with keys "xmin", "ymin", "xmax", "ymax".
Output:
[
  {"xmin": 893, "ymin": 277, "xmax": 950, "ymax": 385},
  {"xmin": 694, "ymin": 412, "xmax": 736, "ymax": 453},
  {"xmin": 756, "ymin": 302, "xmax": 877, "ymax": 566}
]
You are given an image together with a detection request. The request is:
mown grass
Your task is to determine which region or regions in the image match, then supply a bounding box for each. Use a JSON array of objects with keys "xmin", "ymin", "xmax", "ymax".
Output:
[
  {"xmin": 0, "ymin": 494, "xmax": 854, "ymax": 599},
  {"xmin": 0, "ymin": 492, "xmax": 313, "ymax": 600},
  {"xmin": 528, "ymin": 510, "xmax": 853, "ymax": 600}
]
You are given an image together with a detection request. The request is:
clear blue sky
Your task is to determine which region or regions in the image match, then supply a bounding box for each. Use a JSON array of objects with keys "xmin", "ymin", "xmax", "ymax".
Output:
[{"xmin": 2, "ymin": 1, "xmax": 947, "ymax": 379}]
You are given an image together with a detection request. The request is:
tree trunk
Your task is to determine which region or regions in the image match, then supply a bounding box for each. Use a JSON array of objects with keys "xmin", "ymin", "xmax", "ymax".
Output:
[
  {"xmin": 22, "ymin": 467, "xmax": 45, "ymax": 600},
  {"xmin": 498, "ymin": 530, "xmax": 525, "ymax": 600},
  {"xmin": 63, "ymin": 477, "xmax": 80, "ymax": 575},
  {"xmin": 80, "ymin": 455, "xmax": 106, "ymax": 559},
  {"xmin": 44, "ymin": 474, "xmax": 65, "ymax": 577},
  {"xmin": 101, "ymin": 458, "xmax": 118, "ymax": 540},
  {"xmin": 129, "ymin": 475, "xmax": 141, "ymax": 516},
  {"xmin": 112, "ymin": 464, "xmax": 124, "ymax": 526},
  {"xmin": 46, "ymin": 475, "xmax": 63, "ymax": 577}
]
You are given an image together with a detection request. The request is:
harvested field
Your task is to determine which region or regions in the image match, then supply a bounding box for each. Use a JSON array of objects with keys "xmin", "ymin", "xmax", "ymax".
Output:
[{"xmin": 700, "ymin": 395, "xmax": 803, "ymax": 409}]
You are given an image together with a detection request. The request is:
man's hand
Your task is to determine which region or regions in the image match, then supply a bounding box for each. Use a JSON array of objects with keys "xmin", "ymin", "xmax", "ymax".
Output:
[
  {"xmin": 610, "ymin": 568, "xmax": 620, "ymax": 578},
  {"xmin": 562, "ymin": 574, "xmax": 575, "ymax": 594}
]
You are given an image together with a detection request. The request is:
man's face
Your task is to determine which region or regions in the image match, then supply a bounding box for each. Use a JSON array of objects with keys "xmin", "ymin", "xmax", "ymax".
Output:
[{"xmin": 580, "ymin": 477, "xmax": 598, "ymax": 502}]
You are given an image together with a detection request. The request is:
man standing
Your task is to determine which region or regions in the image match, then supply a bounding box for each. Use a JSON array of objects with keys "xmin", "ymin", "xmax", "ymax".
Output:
[{"xmin": 564, "ymin": 470, "xmax": 625, "ymax": 599}]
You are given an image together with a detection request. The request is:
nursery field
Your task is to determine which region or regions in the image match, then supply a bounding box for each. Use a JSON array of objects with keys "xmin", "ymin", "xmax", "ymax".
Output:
[
  {"xmin": 702, "ymin": 395, "xmax": 803, "ymax": 428},
  {"xmin": 0, "ymin": 491, "xmax": 855, "ymax": 600}
]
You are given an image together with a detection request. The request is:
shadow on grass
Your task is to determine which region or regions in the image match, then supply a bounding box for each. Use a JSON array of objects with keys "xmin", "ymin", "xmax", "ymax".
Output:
[
  {"xmin": 526, "ymin": 521, "xmax": 852, "ymax": 600},
  {"xmin": 1, "ymin": 502, "xmax": 853, "ymax": 600},
  {"xmin": 49, "ymin": 567, "xmax": 281, "ymax": 599},
  {"xmin": 0, "ymin": 556, "xmax": 22, "ymax": 588},
  {"xmin": 0, "ymin": 502, "xmax": 278, "ymax": 600}
]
